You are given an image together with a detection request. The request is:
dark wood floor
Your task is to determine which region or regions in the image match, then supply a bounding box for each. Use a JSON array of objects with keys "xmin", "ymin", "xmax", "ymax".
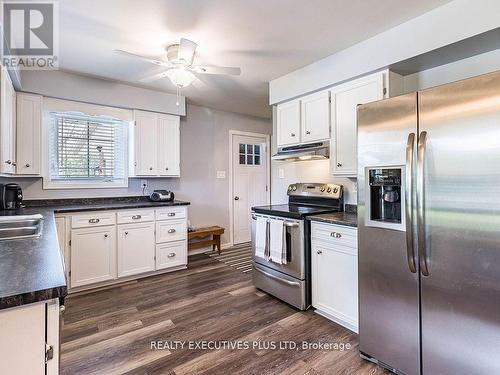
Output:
[{"xmin": 61, "ymin": 253, "xmax": 388, "ymax": 375}]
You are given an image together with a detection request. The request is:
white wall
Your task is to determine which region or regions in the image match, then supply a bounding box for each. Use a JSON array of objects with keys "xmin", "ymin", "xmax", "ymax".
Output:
[
  {"xmin": 403, "ymin": 48, "xmax": 500, "ymax": 93},
  {"xmin": 269, "ymin": 0, "xmax": 500, "ymax": 104},
  {"xmin": 21, "ymin": 70, "xmax": 186, "ymax": 116}
]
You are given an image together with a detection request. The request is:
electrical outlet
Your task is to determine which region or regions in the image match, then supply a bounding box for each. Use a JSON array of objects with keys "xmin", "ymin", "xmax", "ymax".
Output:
[{"xmin": 141, "ymin": 179, "xmax": 148, "ymax": 189}]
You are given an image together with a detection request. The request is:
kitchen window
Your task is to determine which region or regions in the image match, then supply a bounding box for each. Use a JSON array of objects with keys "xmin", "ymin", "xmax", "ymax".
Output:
[{"xmin": 45, "ymin": 112, "xmax": 129, "ymax": 188}]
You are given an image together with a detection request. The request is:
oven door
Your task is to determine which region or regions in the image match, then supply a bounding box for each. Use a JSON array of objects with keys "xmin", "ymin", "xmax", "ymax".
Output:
[{"xmin": 251, "ymin": 212, "xmax": 305, "ymax": 280}]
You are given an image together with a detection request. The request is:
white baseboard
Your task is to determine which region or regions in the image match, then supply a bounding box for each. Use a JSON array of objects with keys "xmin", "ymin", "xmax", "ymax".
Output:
[{"xmin": 314, "ymin": 308, "xmax": 359, "ymax": 334}]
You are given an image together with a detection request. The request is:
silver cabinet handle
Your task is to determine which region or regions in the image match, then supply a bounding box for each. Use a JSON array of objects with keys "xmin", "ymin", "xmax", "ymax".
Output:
[
  {"xmin": 5, "ymin": 160, "xmax": 11, "ymax": 164},
  {"xmin": 89, "ymin": 218, "xmax": 100, "ymax": 224},
  {"xmin": 168, "ymin": 228, "xmax": 176, "ymax": 233},
  {"xmin": 11, "ymin": 161, "xmax": 16, "ymax": 167},
  {"xmin": 234, "ymin": 196, "xmax": 240, "ymax": 201},
  {"xmin": 306, "ymin": 131, "xmax": 311, "ymax": 135},
  {"xmin": 167, "ymin": 253, "xmax": 176, "ymax": 258},
  {"xmin": 330, "ymin": 232, "xmax": 342, "ymax": 238},
  {"xmin": 254, "ymin": 265, "xmax": 300, "ymax": 286},
  {"xmin": 417, "ymin": 131, "xmax": 429, "ymax": 276},
  {"xmin": 132, "ymin": 215, "xmax": 141, "ymax": 220},
  {"xmin": 405, "ymin": 133, "xmax": 417, "ymax": 273},
  {"xmin": 291, "ymin": 133, "xmax": 296, "ymax": 137},
  {"xmin": 167, "ymin": 212, "xmax": 176, "ymax": 217},
  {"xmin": 317, "ymin": 250, "xmax": 322, "ymax": 254},
  {"xmin": 124, "ymin": 231, "xmax": 129, "ymax": 235},
  {"xmin": 337, "ymin": 162, "xmax": 342, "ymax": 167}
]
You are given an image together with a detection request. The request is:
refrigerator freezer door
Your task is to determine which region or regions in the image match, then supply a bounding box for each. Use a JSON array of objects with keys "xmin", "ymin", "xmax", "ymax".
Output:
[
  {"xmin": 358, "ymin": 93, "xmax": 420, "ymax": 375},
  {"xmin": 419, "ymin": 71, "xmax": 500, "ymax": 374}
]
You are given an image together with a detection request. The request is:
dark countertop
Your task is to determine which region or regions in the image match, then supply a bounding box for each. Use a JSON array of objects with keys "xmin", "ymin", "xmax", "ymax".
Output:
[
  {"xmin": 0, "ymin": 197, "xmax": 191, "ymax": 310},
  {"xmin": 0, "ymin": 208, "xmax": 67, "ymax": 310},
  {"xmin": 307, "ymin": 211, "xmax": 358, "ymax": 227}
]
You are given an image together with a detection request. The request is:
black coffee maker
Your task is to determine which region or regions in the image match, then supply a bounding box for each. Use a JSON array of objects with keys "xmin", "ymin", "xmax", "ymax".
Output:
[{"xmin": 0, "ymin": 183, "xmax": 23, "ymax": 210}]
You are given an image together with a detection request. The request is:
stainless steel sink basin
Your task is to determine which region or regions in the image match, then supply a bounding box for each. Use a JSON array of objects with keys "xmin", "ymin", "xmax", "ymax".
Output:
[{"xmin": 0, "ymin": 215, "xmax": 43, "ymax": 240}]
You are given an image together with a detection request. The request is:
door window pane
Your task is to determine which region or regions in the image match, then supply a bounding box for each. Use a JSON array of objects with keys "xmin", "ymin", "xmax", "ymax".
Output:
[
  {"xmin": 239, "ymin": 155, "xmax": 246, "ymax": 164},
  {"xmin": 239, "ymin": 143, "xmax": 245, "ymax": 153},
  {"xmin": 238, "ymin": 143, "xmax": 262, "ymax": 166}
]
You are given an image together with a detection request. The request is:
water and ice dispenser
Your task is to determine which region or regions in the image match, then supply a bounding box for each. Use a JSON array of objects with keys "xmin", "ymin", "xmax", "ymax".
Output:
[{"xmin": 367, "ymin": 168, "xmax": 403, "ymax": 229}]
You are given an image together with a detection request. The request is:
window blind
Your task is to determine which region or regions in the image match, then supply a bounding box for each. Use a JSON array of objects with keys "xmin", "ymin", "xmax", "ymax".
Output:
[{"xmin": 48, "ymin": 112, "xmax": 127, "ymax": 183}]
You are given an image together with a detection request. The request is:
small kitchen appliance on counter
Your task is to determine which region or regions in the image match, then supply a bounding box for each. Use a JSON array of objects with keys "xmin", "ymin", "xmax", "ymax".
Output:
[
  {"xmin": 149, "ymin": 190, "xmax": 175, "ymax": 202},
  {"xmin": 251, "ymin": 183, "xmax": 343, "ymax": 310},
  {"xmin": 0, "ymin": 183, "xmax": 23, "ymax": 210}
]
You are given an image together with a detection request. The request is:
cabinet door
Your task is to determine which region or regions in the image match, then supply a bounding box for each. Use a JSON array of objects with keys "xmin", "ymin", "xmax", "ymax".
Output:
[
  {"xmin": 55, "ymin": 217, "xmax": 65, "ymax": 257},
  {"xmin": 330, "ymin": 74, "xmax": 383, "ymax": 176},
  {"xmin": 0, "ymin": 302, "xmax": 46, "ymax": 375},
  {"xmin": 134, "ymin": 110, "xmax": 158, "ymax": 175},
  {"xmin": 0, "ymin": 67, "xmax": 15, "ymax": 174},
  {"xmin": 301, "ymin": 90, "xmax": 330, "ymax": 143},
  {"xmin": 156, "ymin": 240, "xmax": 187, "ymax": 270},
  {"xmin": 276, "ymin": 100, "xmax": 300, "ymax": 146},
  {"xmin": 71, "ymin": 225, "xmax": 116, "ymax": 288},
  {"xmin": 312, "ymin": 241, "xmax": 358, "ymax": 332},
  {"xmin": 158, "ymin": 114, "xmax": 180, "ymax": 176},
  {"xmin": 16, "ymin": 93, "xmax": 42, "ymax": 175},
  {"xmin": 117, "ymin": 222, "xmax": 155, "ymax": 277}
]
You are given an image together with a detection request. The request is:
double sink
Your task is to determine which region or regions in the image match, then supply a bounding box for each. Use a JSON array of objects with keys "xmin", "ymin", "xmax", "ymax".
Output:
[{"xmin": 0, "ymin": 214, "xmax": 43, "ymax": 240}]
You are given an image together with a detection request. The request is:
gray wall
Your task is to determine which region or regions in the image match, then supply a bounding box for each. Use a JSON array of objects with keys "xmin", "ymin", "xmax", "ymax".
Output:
[{"xmin": 1, "ymin": 104, "xmax": 271, "ymax": 246}]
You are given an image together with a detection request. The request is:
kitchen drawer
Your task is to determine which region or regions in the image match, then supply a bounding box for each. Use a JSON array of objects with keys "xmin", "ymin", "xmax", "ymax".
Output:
[
  {"xmin": 117, "ymin": 209, "xmax": 155, "ymax": 224},
  {"xmin": 156, "ymin": 219, "xmax": 187, "ymax": 243},
  {"xmin": 156, "ymin": 240, "xmax": 187, "ymax": 270},
  {"xmin": 72, "ymin": 211, "xmax": 116, "ymax": 229},
  {"xmin": 311, "ymin": 222, "xmax": 358, "ymax": 249},
  {"xmin": 155, "ymin": 206, "xmax": 186, "ymax": 221}
]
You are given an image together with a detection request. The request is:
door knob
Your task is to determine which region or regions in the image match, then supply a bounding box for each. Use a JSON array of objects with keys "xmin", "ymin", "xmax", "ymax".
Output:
[
  {"xmin": 104, "ymin": 234, "xmax": 108, "ymax": 238},
  {"xmin": 25, "ymin": 163, "xmax": 30, "ymax": 168},
  {"xmin": 149, "ymin": 167, "xmax": 153, "ymax": 171},
  {"xmin": 234, "ymin": 196, "xmax": 240, "ymax": 201},
  {"xmin": 125, "ymin": 231, "xmax": 129, "ymax": 235}
]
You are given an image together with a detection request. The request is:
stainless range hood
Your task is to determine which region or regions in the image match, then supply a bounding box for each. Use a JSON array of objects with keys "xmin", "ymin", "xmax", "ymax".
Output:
[{"xmin": 272, "ymin": 141, "xmax": 330, "ymax": 161}]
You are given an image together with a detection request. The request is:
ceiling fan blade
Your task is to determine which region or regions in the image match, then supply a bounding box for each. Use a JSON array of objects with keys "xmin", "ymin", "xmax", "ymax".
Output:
[
  {"xmin": 178, "ymin": 38, "xmax": 197, "ymax": 63},
  {"xmin": 191, "ymin": 65, "xmax": 241, "ymax": 76},
  {"xmin": 114, "ymin": 50, "xmax": 170, "ymax": 67},
  {"xmin": 138, "ymin": 70, "xmax": 172, "ymax": 83}
]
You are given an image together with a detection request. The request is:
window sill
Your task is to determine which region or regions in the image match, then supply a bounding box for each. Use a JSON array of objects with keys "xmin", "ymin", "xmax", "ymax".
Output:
[{"xmin": 42, "ymin": 178, "xmax": 129, "ymax": 190}]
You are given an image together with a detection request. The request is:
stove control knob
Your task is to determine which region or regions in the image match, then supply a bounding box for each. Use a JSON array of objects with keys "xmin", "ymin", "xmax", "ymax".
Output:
[
  {"xmin": 288, "ymin": 185, "xmax": 293, "ymax": 191},
  {"xmin": 320, "ymin": 187, "xmax": 325, "ymax": 192},
  {"xmin": 333, "ymin": 187, "xmax": 338, "ymax": 194},
  {"xmin": 327, "ymin": 187, "xmax": 332, "ymax": 193},
  {"xmin": 292, "ymin": 185, "xmax": 297, "ymax": 191}
]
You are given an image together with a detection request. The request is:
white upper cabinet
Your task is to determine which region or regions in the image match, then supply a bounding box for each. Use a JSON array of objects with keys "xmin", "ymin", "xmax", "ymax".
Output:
[
  {"xmin": 0, "ymin": 66, "xmax": 16, "ymax": 174},
  {"xmin": 16, "ymin": 93, "xmax": 42, "ymax": 175},
  {"xmin": 330, "ymin": 72, "xmax": 388, "ymax": 176},
  {"xmin": 158, "ymin": 114, "xmax": 180, "ymax": 176},
  {"xmin": 134, "ymin": 110, "xmax": 158, "ymax": 176},
  {"xmin": 133, "ymin": 110, "xmax": 180, "ymax": 177},
  {"xmin": 276, "ymin": 99, "xmax": 300, "ymax": 146},
  {"xmin": 301, "ymin": 90, "xmax": 330, "ymax": 143}
]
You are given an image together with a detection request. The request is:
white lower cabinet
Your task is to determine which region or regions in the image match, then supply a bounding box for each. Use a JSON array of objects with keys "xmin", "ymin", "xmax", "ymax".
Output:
[
  {"xmin": 117, "ymin": 222, "xmax": 155, "ymax": 277},
  {"xmin": 60, "ymin": 207, "xmax": 189, "ymax": 291},
  {"xmin": 0, "ymin": 299, "xmax": 60, "ymax": 375},
  {"xmin": 311, "ymin": 222, "xmax": 358, "ymax": 333},
  {"xmin": 70, "ymin": 225, "xmax": 117, "ymax": 288},
  {"xmin": 156, "ymin": 240, "xmax": 187, "ymax": 270}
]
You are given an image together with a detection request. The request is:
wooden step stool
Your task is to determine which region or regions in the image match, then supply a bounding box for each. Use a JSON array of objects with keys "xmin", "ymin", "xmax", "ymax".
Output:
[{"xmin": 188, "ymin": 226, "xmax": 225, "ymax": 254}]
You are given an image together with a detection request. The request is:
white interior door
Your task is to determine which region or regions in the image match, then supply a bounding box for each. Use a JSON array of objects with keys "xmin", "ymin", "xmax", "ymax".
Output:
[{"xmin": 232, "ymin": 134, "xmax": 268, "ymax": 244}]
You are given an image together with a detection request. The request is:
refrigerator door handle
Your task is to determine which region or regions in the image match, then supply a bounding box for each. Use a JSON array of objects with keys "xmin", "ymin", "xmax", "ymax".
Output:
[
  {"xmin": 405, "ymin": 133, "xmax": 417, "ymax": 273},
  {"xmin": 417, "ymin": 131, "xmax": 430, "ymax": 276}
]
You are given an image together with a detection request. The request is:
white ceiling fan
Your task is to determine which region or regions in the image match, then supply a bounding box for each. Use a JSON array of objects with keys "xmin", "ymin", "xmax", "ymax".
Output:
[{"xmin": 114, "ymin": 38, "xmax": 241, "ymax": 105}]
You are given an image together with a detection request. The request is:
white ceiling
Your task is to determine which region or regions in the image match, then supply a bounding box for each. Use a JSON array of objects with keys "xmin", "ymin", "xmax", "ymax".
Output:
[{"xmin": 57, "ymin": 0, "xmax": 451, "ymax": 118}]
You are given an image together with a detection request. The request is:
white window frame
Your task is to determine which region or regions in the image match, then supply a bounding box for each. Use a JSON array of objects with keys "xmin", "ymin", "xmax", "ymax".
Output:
[{"xmin": 42, "ymin": 98, "xmax": 133, "ymax": 190}]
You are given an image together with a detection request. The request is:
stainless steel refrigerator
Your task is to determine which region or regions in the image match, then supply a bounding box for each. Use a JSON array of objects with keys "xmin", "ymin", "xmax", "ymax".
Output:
[{"xmin": 357, "ymin": 70, "xmax": 500, "ymax": 375}]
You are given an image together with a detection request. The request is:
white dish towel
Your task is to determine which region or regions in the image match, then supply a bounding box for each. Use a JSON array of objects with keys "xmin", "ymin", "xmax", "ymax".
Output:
[
  {"xmin": 269, "ymin": 219, "xmax": 286, "ymax": 264},
  {"xmin": 254, "ymin": 217, "xmax": 268, "ymax": 259}
]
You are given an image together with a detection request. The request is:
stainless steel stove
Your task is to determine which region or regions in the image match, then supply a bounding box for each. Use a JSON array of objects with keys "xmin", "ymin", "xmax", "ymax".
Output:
[{"xmin": 251, "ymin": 183, "xmax": 343, "ymax": 309}]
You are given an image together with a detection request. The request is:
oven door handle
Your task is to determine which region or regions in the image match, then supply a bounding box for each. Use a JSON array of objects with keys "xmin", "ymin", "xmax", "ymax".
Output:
[
  {"xmin": 251, "ymin": 215, "xmax": 299, "ymax": 228},
  {"xmin": 254, "ymin": 265, "xmax": 300, "ymax": 287}
]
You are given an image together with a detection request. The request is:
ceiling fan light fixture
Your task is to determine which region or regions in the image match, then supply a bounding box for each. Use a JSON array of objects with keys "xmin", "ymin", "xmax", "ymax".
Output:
[{"xmin": 165, "ymin": 68, "xmax": 196, "ymax": 88}]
